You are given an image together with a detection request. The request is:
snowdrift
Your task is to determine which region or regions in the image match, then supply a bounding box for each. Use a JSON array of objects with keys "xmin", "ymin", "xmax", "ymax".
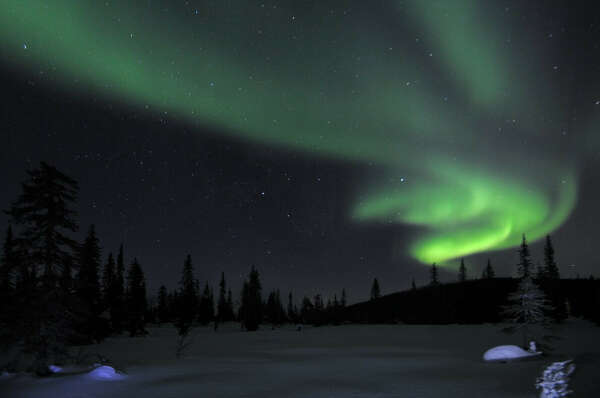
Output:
[{"xmin": 483, "ymin": 345, "xmax": 542, "ymax": 362}]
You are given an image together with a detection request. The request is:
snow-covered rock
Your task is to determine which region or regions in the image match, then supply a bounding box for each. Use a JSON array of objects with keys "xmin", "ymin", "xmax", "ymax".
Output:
[
  {"xmin": 483, "ymin": 345, "xmax": 542, "ymax": 362},
  {"xmin": 48, "ymin": 365, "xmax": 63, "ymax": 373},
  {"xmin": 86, "ymin": 365, "xmax": 126, "ymax": 381}
]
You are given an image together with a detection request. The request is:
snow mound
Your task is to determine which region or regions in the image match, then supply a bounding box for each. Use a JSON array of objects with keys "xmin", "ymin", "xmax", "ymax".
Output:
[
  {"xmin": 483, "ymin": 345, "xmax": 542, "ymax": 362},
  {"xmin": 48, "ymin": 365, "xmax": 63, "ymax": 373},
  {"xmin": 86, "ymin": 365, "xmax": 126, "ymax": 381}
]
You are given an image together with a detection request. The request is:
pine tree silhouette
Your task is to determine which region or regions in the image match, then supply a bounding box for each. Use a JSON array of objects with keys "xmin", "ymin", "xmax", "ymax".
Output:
[
  {"xmin": 4, "ymin": 162, "xmax": 80, "ymax": 373},
  {"xmin": 503, "ymin": 276, "xmax": 551, "ymax": 348},
  {"xmin": 76, "ymin": 224, "xmax": 103, "ymax": 341},
  {"xmin": 370, "ymin": 278, "xmax": 381, "ymax": 300},
  {"xmin": 504, "ymin": 234, "xmax": 553, "ymax": 348},
  {"xmin": 458, "ymin": 258, "xmax": 467, "ymax": 282},
  {"xmin": 544, "ymin": 235, "xmax": 560, "ymax": 279},
  {"xmin": 430, "ymin": 263, "xmax": 440, "ymax": 286},
  {"xmin": 0, "ymin": 226, "xmax": 14, "ymax": 295},
  {"xmin": 126, "ymin": 258, "xmax": 147, "ymax": 336},
  {"xmin": 287, "ymin": 291, "xmax": 296, "ymax": 323},
  {"xmin": 226, "ymin": 288, "xmax": 234, "ymax": 321},
  {"xmin": 0, "ymin": 226, "xmax": 17, "ymax": 343},
  {"xmin": 482, "ymin": 259, "xmax": 495, "ymax": 279},
  {"xmin": 217, "ymin": 272, "xmax": 228, "ymax": 323},
  {"xmin": 157, "ymin": 285, "xmax": 169, "ymax": 324},
  {"xmin": 198, "ymin": 282, "xmax": 215, "ymax": 325},
  {"xmin": 111, "ymin": 244, "xmax": 126, "ymax": 332},
  {"xmin": 176, "ymin": 254, "xmax": 197, "ymax": 330},
  {"xmin": 542, "ymin": 235, "xmax": 566, "ymax": 322},
  {"xmin": 300, "ymin": 296, "xmax": 313, "ymax": 323},
  {"xmin": 517, "ymin": 234, "xmax": 533, "ymax": 278},
  {"xmin": 102, "ymin": 253, "xmax": 116, "ymax": 312},
  {"xmin": 59, "ymin": 254, "xmax": 74, "ymax": 292},
  {"xmin": 239, "ymin": 266, "xmax": 262, "ymax": 331}
]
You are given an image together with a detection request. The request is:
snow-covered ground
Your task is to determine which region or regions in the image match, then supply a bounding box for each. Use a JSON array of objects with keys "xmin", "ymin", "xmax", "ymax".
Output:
[{"xmin": 1, "ymin": 320, "xmax": 599, "ymax": 397}]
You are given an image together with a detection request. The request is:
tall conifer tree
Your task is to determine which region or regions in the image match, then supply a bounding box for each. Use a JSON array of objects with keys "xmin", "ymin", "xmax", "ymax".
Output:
[
  {"xmin": 0, "ymin": 226, "xmax": 17, "ymax": 341},
  {"xmin": 102, "ymin": 253, "xmax": 116, "ymax": 310},
  {"xmin": 4, "ymin": 162, "xmax": 80, "ymax": 373},
  {"xmin": 517, "ymin": 234, "xmax": 532, "ymax": 278},
  {"xmin": 226, "ymin": 288, "xmax": 234, "ymax": 321},
  {"xmin": 482, "ymin": 259, "xmax": 495, "ymax": 279},
  {"xmin": 157, "ymin": 285, "xmax": 169, "ymax": 324},
  {"xmin": 544, "ymin": 235, "xmax": 560, "ymax": 279},
  {"xmin": 458, "ymin": 258, "xmax": 467, "ymax": 282},
  {"xmin": 112, "ymin": 244, "xmax": 126, "ymax": 332},
  {"xmin": 126, "ymin": 258, "xmax": 147, "ymax": 336},
  {"xmin": 239, "ymin": 266, "xmax": 262, "ymax": 331},
  {"xmin": 217, "ymin": 272, "xmax": 228, "ymax": 322},
  {"xmin": 370, "ymin": 278, "xmax": 381, "ymax": 300},
  {"xmin": 176, "ymin": 254, "xmax": 197, "ymax": 329},
  {"xmin": 430, "ymin": 263, "xmax": 440, "ymax": 286},
  {"xmin": 76, "ymin": 224, "xmax": 102, "ymax": 338}
]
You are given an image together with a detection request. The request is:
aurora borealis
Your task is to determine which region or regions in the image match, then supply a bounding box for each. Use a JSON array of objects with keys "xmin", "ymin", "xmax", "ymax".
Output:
[{"xmin": 0, "ymin": 1, "xmax": 597, "ymax": 267}]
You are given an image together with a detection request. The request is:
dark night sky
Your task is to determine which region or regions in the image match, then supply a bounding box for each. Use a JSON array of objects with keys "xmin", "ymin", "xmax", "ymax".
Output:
[{"xmin": 1, "ymin": 1, "xmax": 600, "ymax": 304}]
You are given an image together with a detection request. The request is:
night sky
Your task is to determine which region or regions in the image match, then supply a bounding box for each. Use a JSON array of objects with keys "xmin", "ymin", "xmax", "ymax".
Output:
[{"xmin": 1, "ymin": 1, "xmax": 600, "ymax": 303}]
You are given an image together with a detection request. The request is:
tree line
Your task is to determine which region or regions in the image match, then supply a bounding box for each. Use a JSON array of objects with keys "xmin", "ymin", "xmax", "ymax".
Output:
[
  {"xmin": 1, "ymin": 162, "xmax": 597, "ymax": 373},
  {"xmin": 0, "ymin": 163, "xmax": 150, "ymax": 374},
  {"xmin": 0, "ymin": 162, "xmax": 354, "ymax": 372}
]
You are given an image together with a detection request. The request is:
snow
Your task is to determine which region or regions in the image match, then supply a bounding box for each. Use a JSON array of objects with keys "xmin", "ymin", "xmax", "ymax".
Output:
[
  {"xmin": 536, "ymin": 360, "xmax": 575, "ymax": 398},
  {"xmin": 1, "ymin": 320, "xmax": 598, "ymax": 398},
  {"xmin": 483, "ymin": 345, "xmax": 542, "ymax": 362},
  {"xmin": 86, "ymin": 365, "xmax": 126, "ymax": 381},
  {"xmin": 48, "ymin": 365, "xmax": 63, "ymax": 374}
]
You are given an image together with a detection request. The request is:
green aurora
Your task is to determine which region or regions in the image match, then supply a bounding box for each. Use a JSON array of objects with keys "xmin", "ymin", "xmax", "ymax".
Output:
[{"xmin": 0, "ymin": 1, "xmax": 586, "ymax": 265}]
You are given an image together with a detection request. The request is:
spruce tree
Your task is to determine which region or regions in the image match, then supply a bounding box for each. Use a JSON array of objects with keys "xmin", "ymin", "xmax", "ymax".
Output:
[
  {"xmin": 0, "ymin": 226, "xmax": 15, "ymax": 294},
  {"xmin": 544, "ymin": 235, "xmax": 560, "ymax": 279},
  {"xmin": 482, "ymin": 259, "xmax": 495, "ymax": 279},
  {"xmin": 430, "ymin": 263, "xmax": 440, "ymax": 286},
  {"xmin": 341, "ymin": 288, "xmax": 347, "ymax": 307},
  {"xmin": 59, "ymin": 255, "xmax": 73, "ymax": 292},
  {"xmin": 287, "ymin": 291, "xmax": 295, "ymax": 323},
  {"xmin": 126, "ymin": 258, "xmax": 147, "ymax": 336},
  {"xmin": 217, "ymin": 272, "xmax": 228, "ymax": 323},
  {"xmin": 314, "ymin": 294, "xmax": 324, "ymax": 311},
  {"xmin": 198, "ymin": 282, "xmax": 214, "ymax": 325},
  {"xmin": 76, "ymin": 224, "xmax": 102, "ymax": 341},
  {"xmin": 266, "ymin": 290, "xmax": 277, "ymax": 324},
  {"xmin": 542, "ymin": 235, "xmax": 566, "ymax": 321},
  {"xmin": 226, "ymin": 288, "xmax": 234, "ymax": 321},
  {"xmin": 517, "ymin": 234, "xmax": 532, "ymax": 278},
  {"xmin": 5, "ymin": 162, "xmax": 79, "ymax": 288},
  {"xmin": 112, "ymin": 244, "xmax": 126, "ymax": 332},
  {"xmin": 209, "ymin": 286, "xmax": 215, "ymax": 320},
  {"xmin": 504, "ymin": 275, "xmax": 550, "ymax": 348},
  {"xmin": 0, "ymin": 226, "xmax": 17, "ymax": 343},
  {"xmin": 177, "ymin": 254, "xmax": 197, "ymax": 327},
  {"xmin": 300, "ymin": 296, "xmax": 313, "ymax": 323},
  {"xmin": 370, "ymin": 278, "xmax": 381, "ymax": 300},
  {"xmin": 504, "ymin": 236, "xmax": 553, "ymax": 348},
  {"xmin": 4, "ymin": 162, "xmax": 80, "ymax": 372},
  {"xmin": 239, "ymin": 266, "xmax": 262, "ymax": 331},
  {"xmin": 157, "ymin": 285, "xmax": 169, "ymax": 324},
  {"xmin": 411, "ymin": 278, "xmax": 417, "ymax": 291},
  {"xmin": 458, "ymin": 258, "xmax": 467, "ymax": 282},
  {"xmin": 102, "ymin": 253, "xmax": 116, "ymax": 312},
  {"xmin": 313, "ymin": 294, "xmax": 325, "ymax": 325}
]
